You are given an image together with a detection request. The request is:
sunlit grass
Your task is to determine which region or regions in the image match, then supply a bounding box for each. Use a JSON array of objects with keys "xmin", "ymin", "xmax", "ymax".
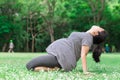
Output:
[{"xmin": 0, "ymin": 52, "xmax": 120, "ymax": 80}]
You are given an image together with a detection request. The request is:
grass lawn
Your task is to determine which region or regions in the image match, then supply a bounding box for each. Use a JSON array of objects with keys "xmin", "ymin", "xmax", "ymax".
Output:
[{"xmin": 0, "ymin": 53, "xmax": 120, "ymax": 80}]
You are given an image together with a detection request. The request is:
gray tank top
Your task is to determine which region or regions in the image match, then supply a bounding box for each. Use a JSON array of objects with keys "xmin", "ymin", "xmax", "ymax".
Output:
[{"xmin": 46, "ymin": 32, "xmax": 93, "ymax": 71}]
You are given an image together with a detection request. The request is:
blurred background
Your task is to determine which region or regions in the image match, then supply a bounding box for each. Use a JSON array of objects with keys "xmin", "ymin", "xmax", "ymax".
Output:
[{"xmin": 0, "ymin": 0, "xmax": 120, "ymax": 52}]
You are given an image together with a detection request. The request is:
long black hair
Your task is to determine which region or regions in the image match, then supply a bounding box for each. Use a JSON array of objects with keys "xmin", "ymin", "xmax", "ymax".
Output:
[{"xmin": 92, "ymin": 30, "xmax": 108, "ymax": 63}]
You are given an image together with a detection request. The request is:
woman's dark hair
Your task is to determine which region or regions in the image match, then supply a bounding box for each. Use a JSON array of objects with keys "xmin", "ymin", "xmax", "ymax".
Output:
[
  {"xmin": 93, "ymin": 31, "xmax": 108, "ymax": 44},
  {"xmin": 92, "ymin": 30, "xmax": 108, "ymax": 63},
  {"xmin": 92, "ymin": 45, "xmax": 102, "ymax": 62}
]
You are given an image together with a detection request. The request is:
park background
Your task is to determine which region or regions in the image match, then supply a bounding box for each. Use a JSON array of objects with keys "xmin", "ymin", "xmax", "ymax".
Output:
[
  {"xmin": 0, "ymin": 0, "xmax": 120, "ymax": 52},
  {"xmin": 0, "ymin": 0, "xmax": 120, "ymax": 80}
]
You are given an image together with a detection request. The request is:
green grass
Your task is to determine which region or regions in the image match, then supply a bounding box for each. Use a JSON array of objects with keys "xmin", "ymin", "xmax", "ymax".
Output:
[{"xmin": 0, "ymin": 53, "xmax": 120, "ymax": 80}]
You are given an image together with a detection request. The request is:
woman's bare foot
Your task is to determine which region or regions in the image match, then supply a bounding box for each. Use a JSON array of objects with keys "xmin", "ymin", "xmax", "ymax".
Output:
[{"xmin": 34, "ymin": 67, "xmax": 60, "ymax": 72}]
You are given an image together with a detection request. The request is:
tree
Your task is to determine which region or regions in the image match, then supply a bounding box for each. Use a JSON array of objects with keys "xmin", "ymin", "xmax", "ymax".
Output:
[
  {"xmin": 0, "ymin": 0, "xmax": 120, "ymax": 52},
  {"xmin": 0, "ymin": 0, "xmax": 23, "ymax": 52},
  {"xmin": 20, "ymin": 0, "xmax": 45, "ymax": 52},
  {"xmin": 87, "ymin": 0, "xmax": 105, "ymax": 24}
]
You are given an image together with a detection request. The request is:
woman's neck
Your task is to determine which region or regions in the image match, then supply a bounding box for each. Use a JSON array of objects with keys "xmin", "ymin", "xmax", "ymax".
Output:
[{"xmin": 86, "ymin": 30, "xmax": 94, "ymax": 36}]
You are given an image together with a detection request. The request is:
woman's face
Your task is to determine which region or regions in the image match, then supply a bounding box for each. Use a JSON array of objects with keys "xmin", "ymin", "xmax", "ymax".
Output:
[{"xmin": 91, "ymin": 26, "xmax": 104, "ymax": 36}]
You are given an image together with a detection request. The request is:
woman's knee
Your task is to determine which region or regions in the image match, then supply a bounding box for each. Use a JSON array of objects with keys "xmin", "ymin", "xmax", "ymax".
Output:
[{"xmin": 26, "ymin": 62, "xmax": 34, "ymax": 71}]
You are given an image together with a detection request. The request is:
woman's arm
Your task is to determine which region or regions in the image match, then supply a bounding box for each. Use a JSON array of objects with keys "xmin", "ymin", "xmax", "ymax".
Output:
[{"xmin": 81, "ymin": 45, "xmax": 90, "ymax": 73}]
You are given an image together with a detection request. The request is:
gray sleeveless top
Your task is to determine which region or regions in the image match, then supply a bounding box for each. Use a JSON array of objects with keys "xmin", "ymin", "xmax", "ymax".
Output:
[{"xmin": 46, "ymin": 32, "xmax": 93, "ymax": 71}]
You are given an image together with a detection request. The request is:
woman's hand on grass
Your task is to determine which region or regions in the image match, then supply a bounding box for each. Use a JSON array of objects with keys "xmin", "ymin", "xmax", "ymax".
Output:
[{"xmin": 83, "ymin": 72, "xmax": 95, "ymax": 75}]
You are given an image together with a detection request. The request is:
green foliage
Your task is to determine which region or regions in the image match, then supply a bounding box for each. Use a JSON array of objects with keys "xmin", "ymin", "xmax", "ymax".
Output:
[
  {"xmin": 0, "ymin": 16, "xmax": 11, "ymax": 34},
  {"xmin": 0, "ymin": 0, "xmax": 120, "ymax": 52}
]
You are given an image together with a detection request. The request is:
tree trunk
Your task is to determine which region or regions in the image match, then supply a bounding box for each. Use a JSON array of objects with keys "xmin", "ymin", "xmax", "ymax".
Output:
[
  {"xmin": 31, "ymin": 35, "xmax": 35, "ymax": 52},
  {"xmin": 2, "ymin": 43, "xmax": 7, "ymax": 52},
  {"xmin": 2, "ymin": 33, "xmax": 12, "ymax": 52},
  {"xmin": 45, "ymin": 0, "xmax": 56, "ymax": 42},
  {"xmin": 48, "ymin": 25, "xmax": 54, "ymax": 42},
  {"xmin": 30, "ymin": 14, "xmax": 33, "ymax": 52},
  {"xmin": 26, "ymin": 17, "xmax": 29, "ymax": 52}
]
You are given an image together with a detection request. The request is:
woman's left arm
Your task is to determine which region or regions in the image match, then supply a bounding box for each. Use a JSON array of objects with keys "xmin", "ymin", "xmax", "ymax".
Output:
[{"xmin": 81, "ymin": 45, "xmax": 90, "ymax": 74}]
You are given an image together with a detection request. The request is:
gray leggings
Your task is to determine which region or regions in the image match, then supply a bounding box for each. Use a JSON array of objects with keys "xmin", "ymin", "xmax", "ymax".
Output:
[{"xmin": 26, "ymin": 54, "xmax": 61, "ymax": 70}]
